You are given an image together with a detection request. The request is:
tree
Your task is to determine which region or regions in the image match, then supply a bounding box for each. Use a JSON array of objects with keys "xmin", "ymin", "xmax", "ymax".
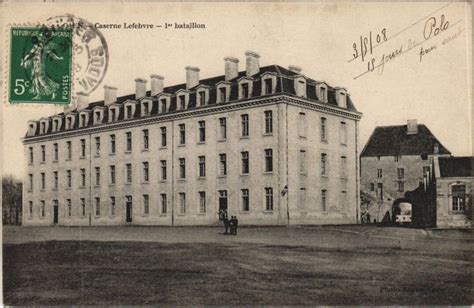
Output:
[{"xmin": 2, "ymin": 175, "xmax": 22, "ymax": 225}]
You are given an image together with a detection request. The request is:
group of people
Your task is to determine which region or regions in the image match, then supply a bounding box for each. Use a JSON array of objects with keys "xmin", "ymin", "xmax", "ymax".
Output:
[{"xmin": 218, "ymin": 209, "xmax": 239, "ymax": 235}]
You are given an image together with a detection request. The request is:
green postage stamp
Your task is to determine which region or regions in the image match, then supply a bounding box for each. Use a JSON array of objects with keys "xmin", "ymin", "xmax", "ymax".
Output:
[{"xmin": 9, "ymin": 27, "xmax": 72, "ymax": 104}]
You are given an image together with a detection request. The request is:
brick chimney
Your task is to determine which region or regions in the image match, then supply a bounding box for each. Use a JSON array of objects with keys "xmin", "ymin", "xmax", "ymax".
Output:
[
  {"xmin": 135, "ymin": 78, "xmax": 147, "ymax": 99},
  {"xmin": 245, "ymin": 51, "xmax": 260, "ymax": 77},
  {"xmin": 224, "ymin": 57, "xmax": 239, "ymax": 81},
  {"xmin": 104, "ymin": 85, "xmax": 117, "ymax": 105},
  {"xmin": 185, "ymin": 66, "xmax": 200, "ymax": 89},
  {"xmin": 288, "ymin": 65, "xmax": 302, "ymax": 74},
  {"xmin": 75, "ymin": 92, "xmax": 89, "ymax": 110},
  {"xmin": 407, "ymin": 119, "xmax": 418, "ymax": 135},
  {"xmin": 150, "ymin": 74, "xmax": 164, "ymax": 96}
]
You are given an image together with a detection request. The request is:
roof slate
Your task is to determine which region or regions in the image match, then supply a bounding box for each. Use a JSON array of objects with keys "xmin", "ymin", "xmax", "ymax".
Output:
[
  {"xmin": 361, "ymin": 124, "xmax": 451, "ymax": 157},
  {"xmin": 438, "ymin": 156, "xmax": 474, "ymax": 178}
]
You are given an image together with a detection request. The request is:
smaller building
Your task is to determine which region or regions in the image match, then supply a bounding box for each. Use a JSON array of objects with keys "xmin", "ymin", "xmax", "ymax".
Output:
[{"xmin": 434, "ymin": 156, "xmax": 473, "ymax": 228}]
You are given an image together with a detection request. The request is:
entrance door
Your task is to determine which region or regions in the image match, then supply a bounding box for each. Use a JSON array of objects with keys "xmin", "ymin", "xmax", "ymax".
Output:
[
  {"xmin": 125, "ymin": 195, "xmax": 132, "ymax": 223},
  {"xmin": 219, "ymin": 190, "xmax": 228, "ymax": 212},
  {"xmin": 53, "ymin": 204, "xmax": 59, "ymax": 225}
]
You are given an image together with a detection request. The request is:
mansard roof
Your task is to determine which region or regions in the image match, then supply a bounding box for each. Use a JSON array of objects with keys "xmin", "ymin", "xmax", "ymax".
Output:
[
  {"xmin": 438, "ymin": 156, "xmax": 474, "ymax": 178},
  {"xmin": 361, "ymin": 124, "xmax": 451, "ymax": 157},
  {"xmin": 24, "ymin": 64, "xmax": 359, "ymax": 139}
]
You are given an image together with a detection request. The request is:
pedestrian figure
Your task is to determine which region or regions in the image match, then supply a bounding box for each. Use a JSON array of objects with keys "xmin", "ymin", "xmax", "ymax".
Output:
[
  {"xmin": 229, "ymin": 216, "xmax": 235, "ymax": 235},
  {"xmin": 233, "ymin": 216, "xmax": 239, "ymax": 235},
  {"xmin": 366, "ymin": 213, "xmax": 371, "ymax": 224},
  {"xmin": 223, "ymin": 215, "xmax": 230, "ymax": 235}
]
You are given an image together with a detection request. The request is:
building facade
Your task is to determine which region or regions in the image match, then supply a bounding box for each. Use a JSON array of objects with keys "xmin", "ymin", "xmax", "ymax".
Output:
[
  {"xmin": 22, "ymin": 51, "xmax": 362, "ymax": 226},
  {"xmin": 360, "ymin": 120, "xmax": 451, "ymax": 223},
  {"xmin": 434, "ymin": 156, "xmax": 473, "ymax": 228}
]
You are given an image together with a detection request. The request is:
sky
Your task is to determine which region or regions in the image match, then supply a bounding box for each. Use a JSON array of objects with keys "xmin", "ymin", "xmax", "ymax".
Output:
[{"xmin": 1, "ymin": 2, "xmax": 472, "ymax": 179}]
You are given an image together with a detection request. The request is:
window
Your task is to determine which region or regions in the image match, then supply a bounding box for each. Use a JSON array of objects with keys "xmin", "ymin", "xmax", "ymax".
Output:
[
  {"xmin": 370, "ymin": 183, "xmax": 375, "ymax": 191},
  {"xmin": 161, "ymin": 194, "xmax": 167, "ymax": 214},
  {"xmin": 452, "ymin": 185, "xmax": 466, "ymax": 211},
  {"xmin": 66, "ymin": 170, "xmax": 72, "ymax": 188},
  {"xmin": 80, "ymin": 198, "xmax": 86, "ymax": 217},
  {"xmin": 53, "ymin": 171, "xmax": 58, "ymax": 189},
  {"xmin": 298, "ymin": 113, "xmax": 307, "ymax": 137},
  {"xmin": 241, "ymin": 114, "xmax": 249, "ymax": 137},
  {"xmin": 143, "ymin": 129, "xmax": 149, "ymax": 149},
  {"xmin": 126, "ymin": 132, "xmax": 132, "ymax": 152},
  {"xmin": 80, "ymin": 113, "xmax": 87, "ymax": 127},
  {"xmin": 265, "ymin": 187, "xmax": 273, "ymax": 211},
  {"xmin": 198, "ymin": 191, "xmax": 206, "ymax": 213},
  {"xmin": 66, "ymin": 141, "xmax": 72, "ymax": 160},
  {"xmin": 219, "ymin": 154, "xmax": 227, "ymax": 176},
  {"xmin": 198, "ymin": 91, "xmax": 206, "ymax": 106},
  {"xmin": 53, "ymin": 143, "xmax": 58, "ymax": 161},
  {"xmin": 95, "ymin": 137, "xmax": 100, "ymax": 156},
  {"xmin": 321, "ymin": 190, "xmax": 327, "ymax": 212},
  {"xmin": 179, "ymin": 124, "xmax": 186, "ymax": 145},
  {"xmin": 95, "ymin": 111, "xmax": 101, "ymax": 123},
  {"xmin": 160, "ymin": 98, "xmax": 167, "ymax": 113},
  {"xmin": 242, "ymin": 189, "xmax": 249, "ymax": 212},
  {"xmin": 320, "ymin": 86, "xmax": 327, "ymax": 102},
  {"xmin": 340, "ymin": 122, "xmax": 347, "ymax": 145},
  {"xmin": 299, "ymin": 188, "xmax": 307, "ymax": 209},
  {"xmin": 110, "ymin": 196, "xmax": 116, "ymax": 216},
  {"xmin": 40, "ymin": 200, "xmax": 45, "ymax": 217},
  {"xmin": 143, "ymin": 162, "xmax": 149, "ymax": 182},
  {"xmin": 28, "ymin": 174, "xmax": 33, "ymax": 191},
  {"xmin": 397, "ymin": 168, "xmax": 405, "ymax": 179},
  {"xmin": 321, "ymin": 117, "xmax": 327, "ymax": 141},
  {"xmin": 80, "ymin": 139, "xmax": 86, "ymax": 157},
  {"xmin": 264, "ymin": 149, "xmax": 273, "ymax": 172},
  {"xmin": 179, "ymin": 193, "xmax": 186, "ymax": 214},
  {"xmin": 264, "ymin": 110, "xmax": 273, "ymax": 134},
  {"xmin": 321, "ymin": 153, "xmax": 327, "ymax": 175},
  {"xmin": 341, "ymin": 191, "xmax": 347, "ymax": 211},
  {"xmin": 377, "ymin": 169, "xmax": 382, "ymax": 178},
  {"xmin": 40, "ymin": 173, "xmax": 45, "ymax": 190},
  {"xmin": 41, "ymin": 145, "xmax": 46, "ymax": 162},
  {"xmin": 95, "ymin": 197, "xmax": 101, "ymax": 216},
  {"xmin": 126, "ymin": 105, "xmax": 132, "ymax": 119},
  {"xmin": 110, "ymin": 108, "xmax": 116, "ymax": 121},
  {"xmin": 178, "ymin": 95, "xmax": 186, "ymax": 110},
  {"xmin": 241, "ymin": 151, "xmax": 249, "ymax": 174},
  {"xmin": 126, "ymin": 164, "xmax": 132, "ymax": 183},
  {"xmin": 340, "ymin": 156, "xmax": 347, "ymax": 178},
  {"xmin": 219, "ymin": 87, "xmax": 227, "ymax": 103},
  {"xmin": 66, "ymin": 117, "xmax": 72, "ymax": 129},
  {"xmin": 143, "ymin": 194, "xmax": 149, "ymax": 215},
  {"xmin": 66, "ymin": 199, "xmax": 72, "ymax": 217},
  {"xmin": 219, "ymin": 118, "xmax": 227, "ymax": 140},
  {"xmin": 198, "ymin": 121, "xmax": 206, "ymax": 143},
  {"xmin": 397, "ymin": 181, "xmax": 404, "ymax": 192},
  {"xmin": 264, "ymin": 78, "xmax": 272, "ymax": 95},
  {"xmin": 160, "ymin": 127, "xmax": 167, "ymax": 147},
  {"xmin": 394, "ymin": 155, "xmax": 400, "ymax": 162},
  {"xmin": 110, "ymin": 165, "xmax": 116, "ymax": 184},
  {"xmin": 241, "ymin": 83, "xmax": 250, "ymax": 98},
  {"xmin": 161, "ymin": 160, "xmax": 167, "ymax": 180},
  {"xmin": 80, "ymin": 169, "xmax": 86, "ymax": 186},
  {"xmin": 199, "ymin": 156, "xmax": 206, "ymax": 177},
  {"xmin": 142, "ymin": 101, "xmax": 149, "ymax": 116},
  {"xmin": 95, "ymin": 167, "xmax": 100, "ymax": 186},
  {"xmin": 29, "ymin": 147, "xmax": 34, "ymax": 164},
  {"xmin": 179, "ymin": 158, "xmax": 186, "ymax": 179},
  {"xmin": 110, "ymin": 134, "xmax": 116, "ymax": 154},
  {"xmin": 29, "ymin": 201, "xmax": 33, "ymax": 218},
  {"xmin": 299, "ymin": 150, "xmax": 307, "ymax": 174}
]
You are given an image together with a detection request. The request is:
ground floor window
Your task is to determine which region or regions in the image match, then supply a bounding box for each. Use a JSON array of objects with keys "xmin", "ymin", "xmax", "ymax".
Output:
[
  {"xmin": 110, "ymin": 196, "xmax": 116, "ymax": 216},
  {"xmin": 80, "ymin": 198, "xmax": 86, "ymax": 217},
  {"xmin": 242, "ymin": 189, "xmax": 249, "ymax": 212},
  {"xmin": 321, "ymin": 190, "xmax": 327, "ymax": 212},
  {"xmin": 179, "ymin": 193, "xmax": 186, "ymax": 214},
  {"xmin": 397, "ymin": 181, "xmax": 404, "ymax": 192},
  {"xmin": 40, "ymin": 201, "xmax": 45, "ymax": 217},
  {"xmin": 161, "ymin": 194, "xmax": 167, "ymax": 214},
  {"xmin": 66, "ymin": 199, "xmax": 72, "ymax": 217},
  {"xmin": 29, "ymin": 201, "xmax": 33, "ymax": 218},
  {"xmin": 198, "ymin": 191, "xmax": 206, "ymax": 213},
  {"xmin": 265, "ymin": 187, "xmax": 273, "ymax": 211},
  {"xmin": 143, "ymin": 195, "xmax": 149, "ymax": 215},
  {"xmin": 452, "ymin": 184, "xmax": 466, "ymax": 212},
  {"xmin": 95, "ymin": 198, "xmax": 101, "ymax": 216}
]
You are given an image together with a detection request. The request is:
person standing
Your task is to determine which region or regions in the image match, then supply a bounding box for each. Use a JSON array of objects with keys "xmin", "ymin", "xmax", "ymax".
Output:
[
  {"xmin": 223, "ymin": 214, "xmax": 230, "ymax": 235},
  {"xmin": 233, "ymin": 216, "xmax": 239, "ymax": 235}
]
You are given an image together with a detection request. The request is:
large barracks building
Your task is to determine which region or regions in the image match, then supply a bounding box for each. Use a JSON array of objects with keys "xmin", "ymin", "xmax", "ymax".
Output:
[{"xmin": 22, "ymin": 51, "xmax": 362, "ymax": 226}]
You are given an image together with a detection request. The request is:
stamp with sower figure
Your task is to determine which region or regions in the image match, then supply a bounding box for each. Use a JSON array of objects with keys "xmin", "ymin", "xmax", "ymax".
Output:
[{"xmin": 9, "ymin": 26, "xmax": 72, "ymax": 104}]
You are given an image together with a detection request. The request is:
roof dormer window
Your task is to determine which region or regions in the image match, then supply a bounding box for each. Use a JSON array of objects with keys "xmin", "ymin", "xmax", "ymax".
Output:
[
  {"xmin": 316, "ymin": 82, "xmax": 328, "ymax": 103},
  {"xmin": 124, "ymin": 102, "xmax": 136, "ymax": 119},
  {"xmin": 109, "ymin": 107, "xmax": 117, "ymax": 122},
  {"xmin": 93, "ymin": 108, "xmax": 104, "ymax": 125},
  {"xmin": 294, "ymin": 76, "xmax": 307, "ymax": 98},
  {"xmin": 216, "ymin": 82, "xmax": 231, "ymax": 104},
  {"xmin": 238, "ymin": 77, "xmax": 254, "ymax": 100},
  {"xmin": 52, "ymin": 118, "xmax": 60, "ymax": 132},
  {"xmin": 141, "ymin": 100, "xmax": 151, "ymax": 117},
  {"xmin": 178, "ymin": 95, "xmax": 186, "ymax": 110},
  {"xmin": 158, "ymin": 95, "xmax": 171, "ymax": 113},
  {"xmin": 79, "ymin": 112, "xmax": 89, "ymax": 128},
  {"xmin": 335, "ymin": 87, "xmax": 347, "ymax": 108},
  {"xmin": 261, "ymin": 73, "xmax": 277, "ymax": 96},
  {"xmin": 39, "ymin": 119, "xmax": 49, "ymax": 134},
  {"xmin": 65, "ymin": 114, "xmax": 75, "ymax": 130},
  {"xmin": 175, "ymin": 90, "xmax": 190, "ymax": 111},
  {"xmin": 27, "ymin": 121, "xmax": 38, "ymax": 136},
  {"xmin": 242, "ymin": 83, "xmax": 249, "ymax": 98}
]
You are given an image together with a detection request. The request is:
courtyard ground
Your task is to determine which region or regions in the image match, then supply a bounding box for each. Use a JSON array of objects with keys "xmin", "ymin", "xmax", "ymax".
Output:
[{"xmin": 2, "ymin": 225, "xmax": 473, "ymax": 305}]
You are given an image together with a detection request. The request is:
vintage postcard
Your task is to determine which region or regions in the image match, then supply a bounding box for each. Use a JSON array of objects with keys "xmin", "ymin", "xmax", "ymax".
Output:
[{"xmin": 0, "ymin": 1, "xmax": 472, "ymax": 306}]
